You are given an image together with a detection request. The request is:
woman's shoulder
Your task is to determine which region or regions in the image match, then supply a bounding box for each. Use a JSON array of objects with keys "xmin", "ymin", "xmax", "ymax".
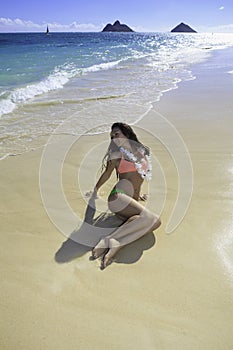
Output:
[{"xmin": 108, "ymin": 151, "xmax": 121, "ymax": 162}]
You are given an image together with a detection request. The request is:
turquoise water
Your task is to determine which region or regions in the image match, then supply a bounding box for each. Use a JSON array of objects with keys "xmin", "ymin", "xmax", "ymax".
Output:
[{"xmin": 1, "ymin": 32, "xmax": 233, "ymax": 158}]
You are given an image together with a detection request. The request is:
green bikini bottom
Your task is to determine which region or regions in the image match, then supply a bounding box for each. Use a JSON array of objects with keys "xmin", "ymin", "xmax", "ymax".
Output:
[{"xmin": 109, "ymin": 188, "xmax": 125, "ymax": 195}]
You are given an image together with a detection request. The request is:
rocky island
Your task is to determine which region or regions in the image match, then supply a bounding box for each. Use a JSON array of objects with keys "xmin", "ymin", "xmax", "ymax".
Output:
[
  {"xmin": 171, "ymin": 22, "xmax": 197, "ymax": 33},
  {"xmin": 102, "ymin": 20, "xmax": 134, "ymax": 32}
]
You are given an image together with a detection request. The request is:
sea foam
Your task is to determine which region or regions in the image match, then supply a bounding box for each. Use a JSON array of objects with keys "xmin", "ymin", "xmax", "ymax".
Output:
[{"xmin": 0, "ymin": 60, "xmax": 122, "ymax": 118}]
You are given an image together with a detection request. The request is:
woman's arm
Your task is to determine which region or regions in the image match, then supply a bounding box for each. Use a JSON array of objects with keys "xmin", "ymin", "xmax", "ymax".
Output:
[{"xmin": 93, "ymin": 158, "xmax": 117, "ymax": 195}]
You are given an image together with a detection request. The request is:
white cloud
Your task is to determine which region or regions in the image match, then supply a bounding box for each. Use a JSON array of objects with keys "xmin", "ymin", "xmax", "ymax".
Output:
[
  {"xmin": 0, "ymin": 17, "xmax": 102, "ymax": 32},
  {"xmin": 215, "ymin": 24, "xmax": 233, "ymax": 32},
  {"xmin": 219, "ymin": 6, "xmax": 224, "ymax": 10},
  {"xmin": 198, "ymin": 23, "xmax": 233, "ymax": 33}
]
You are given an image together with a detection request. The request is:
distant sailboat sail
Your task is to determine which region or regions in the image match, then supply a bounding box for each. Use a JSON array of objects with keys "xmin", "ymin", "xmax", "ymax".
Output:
[{"xmin": 46, "ymin": 25, "xmax": 49, "ymax": 34}]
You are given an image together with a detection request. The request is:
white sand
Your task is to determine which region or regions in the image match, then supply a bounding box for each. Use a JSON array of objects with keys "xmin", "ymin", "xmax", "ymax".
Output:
[{"xmin": 0, "ymin": 47, "xmax": 233, "ymax": 349}]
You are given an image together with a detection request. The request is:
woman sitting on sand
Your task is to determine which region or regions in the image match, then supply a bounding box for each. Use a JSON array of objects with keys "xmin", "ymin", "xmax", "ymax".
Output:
[{"xmin": 90, "ymin": 122, "xmax": 161, "ymax": 269}]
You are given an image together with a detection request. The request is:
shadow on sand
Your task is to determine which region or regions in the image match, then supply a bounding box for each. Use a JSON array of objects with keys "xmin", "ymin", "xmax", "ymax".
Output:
[{"xmin": 55, "ymin": 211, "xmax": 156, "ymax": 266}]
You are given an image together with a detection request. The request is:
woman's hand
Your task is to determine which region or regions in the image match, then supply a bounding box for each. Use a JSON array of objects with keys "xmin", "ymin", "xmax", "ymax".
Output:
[
  {"xmin": 84, "ymin": 189, "xmax": 98, "ymax": 199},
  {"xmin": 139, "ymin": 193, "xmax": 148, "ymax": 201}
]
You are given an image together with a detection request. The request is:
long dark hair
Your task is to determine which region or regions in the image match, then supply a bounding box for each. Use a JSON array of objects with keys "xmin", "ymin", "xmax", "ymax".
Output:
[{"xmin": 102, "ymin": 122, "xmax": 150, "ymax": 171}]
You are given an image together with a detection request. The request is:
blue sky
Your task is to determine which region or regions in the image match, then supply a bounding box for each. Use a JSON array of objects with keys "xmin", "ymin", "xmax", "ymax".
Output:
[{"xmin": 1, "ymin": 0, "xmax": 233, "ymax": 32}]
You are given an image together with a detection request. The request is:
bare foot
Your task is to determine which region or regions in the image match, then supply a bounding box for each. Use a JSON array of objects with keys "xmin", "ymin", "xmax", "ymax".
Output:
[
  {"xmin": 100, "ymin": 246, "xmax": 121, "ymax": 270},
  {"xmin": 91, "ymin": 247, "xmax": 108, "ymax": 260},
  {"xmin": 91, "ymin": 238, "xmax": 108, "ymax": 260}
]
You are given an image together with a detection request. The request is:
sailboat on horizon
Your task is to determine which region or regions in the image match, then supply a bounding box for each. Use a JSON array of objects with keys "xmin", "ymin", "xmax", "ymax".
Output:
[{"xmin": 46, "ymin": 25, "xmax": 49, "ymax": 34}]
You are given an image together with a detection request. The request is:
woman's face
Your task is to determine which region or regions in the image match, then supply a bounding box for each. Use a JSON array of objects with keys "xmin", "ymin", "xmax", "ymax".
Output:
[{"xmin": 110, "ymin": 127, "xmax": 128, "ymax": 147}]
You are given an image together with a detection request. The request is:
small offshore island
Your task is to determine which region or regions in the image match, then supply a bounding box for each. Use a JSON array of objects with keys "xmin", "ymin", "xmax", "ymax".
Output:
[
  {"xmin": 171, "ymin": 22, "xmax": 197, "ymax": 33},
  {"xmin": 102, "ymin": 20, "xmax": 134, "ymax": 32}
]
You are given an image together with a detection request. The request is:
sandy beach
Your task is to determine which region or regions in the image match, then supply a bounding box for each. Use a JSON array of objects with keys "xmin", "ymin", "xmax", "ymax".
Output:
[{"xmin": 1, "ymin": 47, "xmax": 233, "ymax": 349}]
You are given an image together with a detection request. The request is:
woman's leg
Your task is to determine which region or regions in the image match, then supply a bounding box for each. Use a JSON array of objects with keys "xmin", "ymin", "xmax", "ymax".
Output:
[
  {"xmin": 92, "ymin": 194, "xmax": 161, "ymax": 265},
  {"xmin": 101, "ymin": 203, "xmax": 160, "ymax": 268}
]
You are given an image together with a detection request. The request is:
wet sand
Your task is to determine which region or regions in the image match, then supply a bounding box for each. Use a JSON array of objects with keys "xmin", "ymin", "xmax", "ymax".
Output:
[{"xmin": 0, "ymin": 47, "xmax": 233, "ymax": 349}]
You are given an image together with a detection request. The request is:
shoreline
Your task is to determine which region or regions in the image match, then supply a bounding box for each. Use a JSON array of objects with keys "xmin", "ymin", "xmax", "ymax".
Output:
[
  {"xmin": 1, "ymin": 46, "xmax": 233, "ymax": 349},
  {"xmin": 1, "ymin": 36, "xmax": 233, "ymax": 161}
]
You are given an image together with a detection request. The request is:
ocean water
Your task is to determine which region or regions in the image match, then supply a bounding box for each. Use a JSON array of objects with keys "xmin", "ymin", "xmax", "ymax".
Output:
[{"xmin": 1, "ymin": 31, "xmax": 233, "ymax": 159}]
